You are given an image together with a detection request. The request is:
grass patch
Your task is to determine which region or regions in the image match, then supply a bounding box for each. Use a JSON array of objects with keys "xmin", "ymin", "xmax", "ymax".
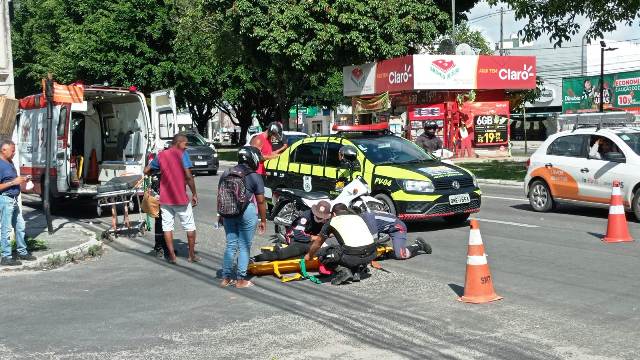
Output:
[
  {"xmin": 10, "ymin": 237, "xmax": 48, "ymax": 252},
  {"xmin": 217, "ymin": 149, "xmax": 239, "ymax": 162},
  {"xmin": 87, "ymin": 244, "xmax": 103, "ymax": 257},
  {"xmin": 458, "ymin": 161, "xmax": 527, "ymax": 181}
]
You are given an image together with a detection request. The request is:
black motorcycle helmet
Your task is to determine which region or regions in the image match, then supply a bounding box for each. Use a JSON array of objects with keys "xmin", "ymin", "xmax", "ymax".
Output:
[
  {"xmin": 424, "ymin": 121, "xmax": 437, "ymax": 136},
  {"xmin": 237, "ymin": 146, "xmax": 263, "ymax": 171},
  {"xmin": 267, "ymin": 121, "xmax": 284, "ymax": 142}
]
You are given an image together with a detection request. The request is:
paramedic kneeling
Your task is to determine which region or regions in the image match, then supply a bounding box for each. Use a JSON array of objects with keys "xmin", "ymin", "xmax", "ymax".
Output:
[
  {"xmin": 360, "ymin": 210, "xmax": 432, "ymax": 259},
  {"xmin": 304, "ymin": 204, "xmax": 378, "ymax": 285},
  {"xmin": 253, "ymin": 200, "xmax": 331, "ymax": 262}
]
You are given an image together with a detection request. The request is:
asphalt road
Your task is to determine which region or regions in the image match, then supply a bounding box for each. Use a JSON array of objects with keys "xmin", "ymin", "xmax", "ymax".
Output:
[{"xmin": 1, "ymin": 168, "xmax": 639, "ymax": 360}]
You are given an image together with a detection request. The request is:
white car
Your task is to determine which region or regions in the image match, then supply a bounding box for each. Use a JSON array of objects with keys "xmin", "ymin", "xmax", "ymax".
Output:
[
  {"xmin": 524, "ymin": 125, "xmax": 640, "ymax": 220},
  {"xmin": 245, "ymin": 131, "xmax": 309, "ymax": 147}
]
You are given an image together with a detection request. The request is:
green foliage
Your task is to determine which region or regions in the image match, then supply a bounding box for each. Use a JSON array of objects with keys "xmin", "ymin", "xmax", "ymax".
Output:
[
  {"xmin": 46, "ymin": 254, "xmax": 64, "ymax": 267},
  {"xmin": 460, "ymin": 161, "xmax": 527, "ymax": 181},
  {"xmin": 10, "ymin": 237, "xmax": 48, "ymax": 252},
  {"xmin": 489, "ymin": 0, "xmax": 640, "ymax": 46},
  {"xmin": 87, "ymin": 244, "xmax": 104, "ymax": 257}
]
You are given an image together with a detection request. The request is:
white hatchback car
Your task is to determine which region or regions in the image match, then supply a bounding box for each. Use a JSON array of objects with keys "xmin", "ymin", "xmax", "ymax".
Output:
[{"xmin": 524, "ymin": 126, "xmax": 640, "ymax": 220}]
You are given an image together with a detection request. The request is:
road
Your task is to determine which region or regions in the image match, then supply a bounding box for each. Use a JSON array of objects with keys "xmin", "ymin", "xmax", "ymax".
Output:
[{"xmin": 1, "ymin": 168, "xmax": 639, "ymax": 360}]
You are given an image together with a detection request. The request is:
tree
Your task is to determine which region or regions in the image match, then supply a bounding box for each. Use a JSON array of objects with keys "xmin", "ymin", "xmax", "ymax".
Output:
[
  {"xmin": 12, "ymin": 0, "xmax": 176, "ymax": 97},
  {"xmin": 489, "ymin": 0, "xmax": 640, "ymax": 46}
]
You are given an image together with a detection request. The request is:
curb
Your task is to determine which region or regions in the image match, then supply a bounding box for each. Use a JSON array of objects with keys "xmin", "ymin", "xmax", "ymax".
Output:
[
  {"xmin": 1, "ymin": 228, "xmax": 100, "ymax": 272},
  {"xmin": 477, "ymin": 178, "xmax": 524, "ymax": 187}
]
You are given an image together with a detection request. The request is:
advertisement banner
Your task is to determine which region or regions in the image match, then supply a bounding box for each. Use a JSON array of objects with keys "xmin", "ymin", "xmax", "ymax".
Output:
[
  {"xmin": 413, "ymin": 55, "xmax": 478, "ymax": 90},
  {"xmin": 407, "ymin": 103, "xmax": 445, "ymax": 120},
  {"xmin": 343, "ymin": 62, "xmax": 377, "ymax": 96},
  {"xmin": 562, "ymin": 70, "xmax": 640, "ymax": 113},
  {"xmin": 375, "ymin": 56, "xmax": 414, "ymax": 93},
  {"xmin": 476, "ymin": 56, "xmax": 537, "ymax": 89},
  {"xmin": 461, "ymin": 101, "xmax": 510, "ymax": 146}
]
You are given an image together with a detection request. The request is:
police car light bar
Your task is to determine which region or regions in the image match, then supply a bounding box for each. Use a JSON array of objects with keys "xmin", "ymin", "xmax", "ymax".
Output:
[{"xmin": 332, "ymin": 122, "xmax": 389, "ymax": 132}]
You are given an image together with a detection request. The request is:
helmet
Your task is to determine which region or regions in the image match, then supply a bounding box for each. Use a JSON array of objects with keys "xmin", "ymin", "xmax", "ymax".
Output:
[
  {"xmin": 424, "ymin": 121, "xmax": 438, "ymax": 131},
  {"xmin": 267, "ymin": 121, "xmax": 283, "ymax": 142},
  {"xmin": 338, "ymin": 145, "xmax": 358, "ymax": 162},
  {"xmin": 237, "ymin": 146, "xmax": 263, "ymax": 171}
]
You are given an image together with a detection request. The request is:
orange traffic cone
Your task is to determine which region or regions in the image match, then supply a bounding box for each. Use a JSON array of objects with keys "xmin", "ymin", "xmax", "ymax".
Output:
[
  {"xmin": 459, "ymin": 220, "xmax": 503, "ymax": 304},
  {"xmin": 602, "ymin": 180, "xmax": 633, "ymax": 243},
  {"xmin": 86, "ymin": 149, "xmax": 99, "ymax": 184}
]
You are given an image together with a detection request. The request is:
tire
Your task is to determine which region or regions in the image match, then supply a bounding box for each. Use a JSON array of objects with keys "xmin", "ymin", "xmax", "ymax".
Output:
[
  {"xmin": 373, "ymin": 193, "xmax": 396, "ymax": 215},
  {"xmin": 529, "ymin": 179, "xmax": 554, "ymax": 212},
  {"xmin": 208, "ymin": 170, "xmax": 218, "ymax": 176},
  {"xmin": 273, "ymin": 201, "xmax": 298, "ymax": 238},
  {"xmin": 632, "ymin": 189, "xmax": 640, "ymax": 222},
  {"xmin": 366, "ymin": 201, "xmax": 386, "ymax": 212},
  {"xmin": 444, "ymin": 213, "xmax": 470, "ymax": 224}
]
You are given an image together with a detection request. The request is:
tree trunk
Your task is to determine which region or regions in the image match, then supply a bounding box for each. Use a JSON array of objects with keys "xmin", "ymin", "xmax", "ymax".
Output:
[{"xmin": 188, "ymin": 103, "xmax": 212, "ymax": 137}]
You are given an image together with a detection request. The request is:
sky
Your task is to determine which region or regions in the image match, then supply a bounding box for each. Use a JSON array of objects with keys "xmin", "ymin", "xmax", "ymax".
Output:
[{"xmin": 464, "ymin": 1, "xmax": 640, "ymax": 49}]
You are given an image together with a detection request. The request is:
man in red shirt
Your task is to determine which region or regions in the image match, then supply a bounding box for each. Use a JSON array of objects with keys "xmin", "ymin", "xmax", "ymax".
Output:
[
  {"xmin": 250, "ymin": 122, "xmax": 288, "ymax": 175},
  {"xmin": 144, "ymin": 134, "xmax": 198, "ymax": 264}
]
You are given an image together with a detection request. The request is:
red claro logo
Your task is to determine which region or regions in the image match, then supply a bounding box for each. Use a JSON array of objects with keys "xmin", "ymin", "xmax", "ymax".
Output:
[
  {"xmin": 499, "ymin": 64, "xmax": 534, "ymax": 81},
  {"xmin": 431, "ymin": 59, "xmax": 459, "ymax": 79}
]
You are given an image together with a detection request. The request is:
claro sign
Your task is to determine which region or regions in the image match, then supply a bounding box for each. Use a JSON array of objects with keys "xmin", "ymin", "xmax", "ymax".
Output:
[
  {"xmin": 375, "ymin": 56, "xmax": 414, "ymax": 93},
  {"xmin": 344, "ymin": 55, "xmax": 537, "ymax": 95}
]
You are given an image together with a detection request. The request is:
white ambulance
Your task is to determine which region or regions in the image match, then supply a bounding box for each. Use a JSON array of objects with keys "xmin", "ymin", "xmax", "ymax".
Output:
[
  {"xmin": 524, "ymin": 112, "xmax": 640, "ymax": 220},
  {"xmin": 17, "ymin": 85, "xmax": 176, "ymax": 204}
]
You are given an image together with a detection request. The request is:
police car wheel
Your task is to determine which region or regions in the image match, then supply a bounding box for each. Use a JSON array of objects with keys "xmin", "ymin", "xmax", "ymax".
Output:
[
  {"xmin": 632, "ymin": 189, "xmax": 640, "ymax": 222},
  {"xmin": 529, "ymin": 180, "xmax": 554, "ymax": 212},
  {"xmin": 373, "ymin": 193, "xmax": 396, "ymax": 215}
]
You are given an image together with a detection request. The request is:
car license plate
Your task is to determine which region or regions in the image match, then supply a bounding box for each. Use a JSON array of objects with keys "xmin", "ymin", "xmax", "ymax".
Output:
[
  {"xmin": 449, "ymin": 193, "xmax": 470, "ymax": 205},
  {"xmin": 194, "ymin": 161, "xmax": 207, "ymax": 166}
]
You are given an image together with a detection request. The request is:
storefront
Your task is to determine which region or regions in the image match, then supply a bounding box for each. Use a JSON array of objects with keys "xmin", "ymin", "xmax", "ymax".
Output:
[{"xmin": 343, "ymin": 54, "xmax": 537, "ymax": 154}]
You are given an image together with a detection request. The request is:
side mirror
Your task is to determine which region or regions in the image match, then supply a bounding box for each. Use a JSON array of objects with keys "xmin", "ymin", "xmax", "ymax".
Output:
[{"xmin": 603, "ymin": 152, "xmax": 625, "ymax": 163}]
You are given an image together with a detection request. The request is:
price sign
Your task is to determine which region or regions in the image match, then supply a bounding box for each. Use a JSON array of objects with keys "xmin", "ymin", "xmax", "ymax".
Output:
[{"xmin": 473, "ymin": 115, "xmax": 508, "ymax": 146}]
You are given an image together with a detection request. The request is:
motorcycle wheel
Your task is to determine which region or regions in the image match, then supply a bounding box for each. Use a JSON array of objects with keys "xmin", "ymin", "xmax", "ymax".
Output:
[{"xmin": 274, "ymin": 201, "xmax": 298, "ymax": 239}]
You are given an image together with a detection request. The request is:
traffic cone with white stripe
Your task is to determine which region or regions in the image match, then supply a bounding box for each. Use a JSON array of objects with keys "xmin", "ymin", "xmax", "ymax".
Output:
[
  {"xmin": 459, "ymin": 220, "xmax": 503, "ymax": 304},
  {"xmin": 603, "ymin": 180, "xmax": 633, "ymax": 243}
]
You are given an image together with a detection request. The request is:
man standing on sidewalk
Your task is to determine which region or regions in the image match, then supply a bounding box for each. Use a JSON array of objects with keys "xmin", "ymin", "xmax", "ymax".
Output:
[
  {"xmin": 144, "ymin": 134, "xmax": 198, "ymax": 264},
  {"xmin": 0, "ymin": 140, "xmax": 36, "ymax": 266}
]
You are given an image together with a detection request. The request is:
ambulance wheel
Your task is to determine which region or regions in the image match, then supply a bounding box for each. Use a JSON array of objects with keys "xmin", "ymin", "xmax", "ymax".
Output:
[
  {"xmin": 632, "ymin": 189, "xmax": 640, "ymax": 222},
  {"xmin": 373, "ymin": 193, "xmax": 396, "ymax": 215},
  {"xmin": 444, "ymin": 213, "xmax": 470, "ymax": 225},
  {"xmin": 529, "ymin": 179, "xmax": 554, "ymax": 212}
]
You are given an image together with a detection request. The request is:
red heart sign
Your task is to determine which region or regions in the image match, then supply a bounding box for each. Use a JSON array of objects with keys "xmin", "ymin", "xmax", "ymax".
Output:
[
  {"xmin": 432, "ymin": 59, "xmax": 455, "ymax": 73},
  {"xmin": 351, "ymin": 67, "xmax": 363, "ymax": 80}
]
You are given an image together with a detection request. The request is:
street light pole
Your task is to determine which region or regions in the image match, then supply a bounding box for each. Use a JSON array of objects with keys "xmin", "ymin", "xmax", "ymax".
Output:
[{"xmin": 599, "ymin": 41, "xmax": 605, "ymax": 113}]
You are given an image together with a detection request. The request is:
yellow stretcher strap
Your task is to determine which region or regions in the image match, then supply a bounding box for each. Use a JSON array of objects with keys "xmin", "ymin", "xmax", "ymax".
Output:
[
  {"xmin": 273, "ymin": 261, "xmax": 303, "ymax": 283},
  {"xmin": 77, "ymin": 156, "xmax": 84, "ymax": 178}
]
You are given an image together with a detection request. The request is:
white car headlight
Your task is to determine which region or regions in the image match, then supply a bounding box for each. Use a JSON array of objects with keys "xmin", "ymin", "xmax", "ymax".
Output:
[
  {"xmin": 472, "ymin": 174, "xmax": 478, "ymax": 188},
  {"xmin": 404, "ymin": 180, "xmax": 435, "ymax": 193},
  {"xmin": 213, "ymin": 152, "xmax": 218, "ymax": 157}
]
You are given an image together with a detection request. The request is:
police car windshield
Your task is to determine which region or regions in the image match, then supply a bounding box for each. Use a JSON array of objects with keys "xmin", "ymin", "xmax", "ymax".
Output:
[
  {"xmin": 351, "ymin": 136, "xmax": 434, "ymax": 165},
  {"xmin": 616, "ymin": 131, "xmax": 640, "ymax": 155}
]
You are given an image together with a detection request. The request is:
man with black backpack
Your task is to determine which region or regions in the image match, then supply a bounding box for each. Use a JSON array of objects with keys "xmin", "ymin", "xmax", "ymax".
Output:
[{"xmin": 218, "ymin": 146, "xmax": 267, "ymax": 288}]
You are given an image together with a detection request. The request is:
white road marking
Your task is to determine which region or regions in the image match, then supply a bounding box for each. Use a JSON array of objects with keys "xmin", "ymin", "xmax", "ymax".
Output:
[
  {"xmin": 472, "ymin": 217, "xmax": 539, "ymax": 228},
  {"xmin": 483, "ymin": 195, "xmax": 527, "ymax": 202}
]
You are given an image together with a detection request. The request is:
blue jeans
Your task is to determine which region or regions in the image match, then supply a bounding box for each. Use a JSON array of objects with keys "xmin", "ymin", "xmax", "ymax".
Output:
[
  {"xmin": 222, "ymin": 203, "xmax": 258, "ymax": 279},
  {"xmin": 0, "ymin": 195, "xmax": 27, "ymax": 258}
]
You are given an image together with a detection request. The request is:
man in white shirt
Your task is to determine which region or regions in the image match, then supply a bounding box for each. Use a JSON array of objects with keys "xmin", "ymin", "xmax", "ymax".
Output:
[{"xmin": 589, "ymin": 137, "xmax": 613, "ymax": 160}]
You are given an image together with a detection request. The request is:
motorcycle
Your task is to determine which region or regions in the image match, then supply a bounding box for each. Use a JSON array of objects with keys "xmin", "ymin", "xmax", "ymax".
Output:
[{"xmin": 269, "ymin": 147, "xmax": 385, "ymax": 241}]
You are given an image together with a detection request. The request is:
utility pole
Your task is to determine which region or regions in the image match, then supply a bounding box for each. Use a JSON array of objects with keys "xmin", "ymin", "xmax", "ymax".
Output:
[
  {"xmin": 451, "ymin": 0, "xmax": 456, "ymax": 34},
  {"xmin": 43, "ymin": 74, "xmax": 54, "ymax": 234},
  {"xmin": 523, "ymin": 106, "xmax": 528, "ymax": 155},
  {"xmin": 499, "ymin": 7, "xmax": 504, "ymax": 55}
]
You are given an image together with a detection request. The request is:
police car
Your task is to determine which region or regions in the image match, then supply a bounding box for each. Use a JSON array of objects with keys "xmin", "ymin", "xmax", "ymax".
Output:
[
  {"xmin": 525, "ymin": 113, "xmax": 640, "ymax": 220},
  {"xmin": 263, "ymin": 123, "xmax": 481, "ymax": 223}
]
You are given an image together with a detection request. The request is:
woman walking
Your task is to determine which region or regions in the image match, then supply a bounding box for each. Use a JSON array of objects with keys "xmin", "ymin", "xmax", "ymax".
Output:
[{"xmin": 217, "ymin": 146, "xmax": 267, "ymax": 288}]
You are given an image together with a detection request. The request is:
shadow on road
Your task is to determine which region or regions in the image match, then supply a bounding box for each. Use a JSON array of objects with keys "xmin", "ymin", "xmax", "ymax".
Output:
[{"xmin": 509, "ymin": 203, "xmax": 610, "ymax": 220}]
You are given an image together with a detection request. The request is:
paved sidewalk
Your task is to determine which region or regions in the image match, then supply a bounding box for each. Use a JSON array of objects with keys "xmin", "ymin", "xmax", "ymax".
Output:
[{"xmin": 0, "ymin": 197, "xmax": 100, "ymax": 272}]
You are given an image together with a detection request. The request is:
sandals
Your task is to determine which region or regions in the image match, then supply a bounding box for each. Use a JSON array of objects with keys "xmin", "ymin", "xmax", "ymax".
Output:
[
  {"xmin": 235, "ymin": 280, "xmax": 254, "ymax": 289},
  {"xmin": 220, "ymin": 279, "xmax": 236, "ymax": 288},
  {"xmin": 187, "ymin": 256, "xmax": 201, "ymax": 263}
]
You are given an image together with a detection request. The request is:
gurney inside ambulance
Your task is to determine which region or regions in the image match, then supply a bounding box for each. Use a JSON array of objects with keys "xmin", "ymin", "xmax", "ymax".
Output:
[{"xmin": 69, "ymin": 91, "xmax": 148, "ymax": 192}]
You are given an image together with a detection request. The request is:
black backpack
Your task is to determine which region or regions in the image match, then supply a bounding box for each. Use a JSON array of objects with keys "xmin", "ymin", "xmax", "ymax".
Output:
[{"xmin": 217, "ymin": 165, "xmax": 252, "ymax": 218}]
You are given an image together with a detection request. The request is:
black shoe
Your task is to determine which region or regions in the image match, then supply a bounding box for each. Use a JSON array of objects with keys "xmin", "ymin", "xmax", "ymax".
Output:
[
  {"xmin": 1, "ymin": 257, "xmax": 22, "ymax": 266},
  {"xmin": 17, "ymin": 254, "xmax": 37, "ymax": 261},
  {"xmin": 153, "ymin": 249, "xmax": 164, "ymax": 259},
  {"xmin": 331, "ymin": 266, "xmax": 353, "ymax": 285},
  {"xmin": 352, "ymin": 271, "xmax": 361, "ymax": 282},
  {"xmin": 416, "ymin": 237, "xmax": 432, "ymax": 254}
]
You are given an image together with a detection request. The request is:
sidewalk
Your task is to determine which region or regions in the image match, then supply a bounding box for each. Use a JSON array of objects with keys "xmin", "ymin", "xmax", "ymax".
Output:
[{"xmin": 0, "ymin": 197, "xmax": 100, "ymax": 271}]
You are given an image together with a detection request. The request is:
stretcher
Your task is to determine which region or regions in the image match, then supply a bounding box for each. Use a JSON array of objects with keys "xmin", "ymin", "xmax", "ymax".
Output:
[
  {"xmin": 248, "ymin": 245, "xmax": 395, "ymax": 282},
  {"xmin": 95, "ymin": 175, "xmax": 145, "ymax": 240}
]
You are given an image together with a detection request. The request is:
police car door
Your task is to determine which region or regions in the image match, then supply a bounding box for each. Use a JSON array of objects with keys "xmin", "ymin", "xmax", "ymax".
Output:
[
  {"xmin": 322, "ymin": 140, "xmax": 345, "ymax": 193},
  {"xmin": 287, "ymin": 140, "xmax": 325, "ymax": 192},
  {"xmin": 543, "ymin": 134, "xmax": 591, "ymax": 201},
  {"xmin": 584, "ymin": 134, "xmax": 631, "ymax": 202}
]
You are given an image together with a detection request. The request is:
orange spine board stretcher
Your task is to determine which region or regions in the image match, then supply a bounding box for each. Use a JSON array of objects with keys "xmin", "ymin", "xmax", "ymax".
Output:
[{"xmin": 248, "ymin": 246, "xmax": 394, "ymax": 276}]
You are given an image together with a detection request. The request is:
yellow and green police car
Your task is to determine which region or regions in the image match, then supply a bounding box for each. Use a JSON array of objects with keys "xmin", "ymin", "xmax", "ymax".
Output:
[{"xmin": 264, "ymin": 124, "xmax": 481, "ymax": 223}]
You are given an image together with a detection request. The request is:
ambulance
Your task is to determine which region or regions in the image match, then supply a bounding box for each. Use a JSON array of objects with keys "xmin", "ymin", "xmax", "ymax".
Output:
[{"xmin": 17, "ymin": 85, "xmax": 177, "ymax": 204}]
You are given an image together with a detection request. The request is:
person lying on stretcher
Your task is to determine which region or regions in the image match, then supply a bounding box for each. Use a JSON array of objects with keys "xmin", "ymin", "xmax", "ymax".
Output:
[{"xmin": 252, "ymin": 200, "xmax": 332, "ymax": 262}]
